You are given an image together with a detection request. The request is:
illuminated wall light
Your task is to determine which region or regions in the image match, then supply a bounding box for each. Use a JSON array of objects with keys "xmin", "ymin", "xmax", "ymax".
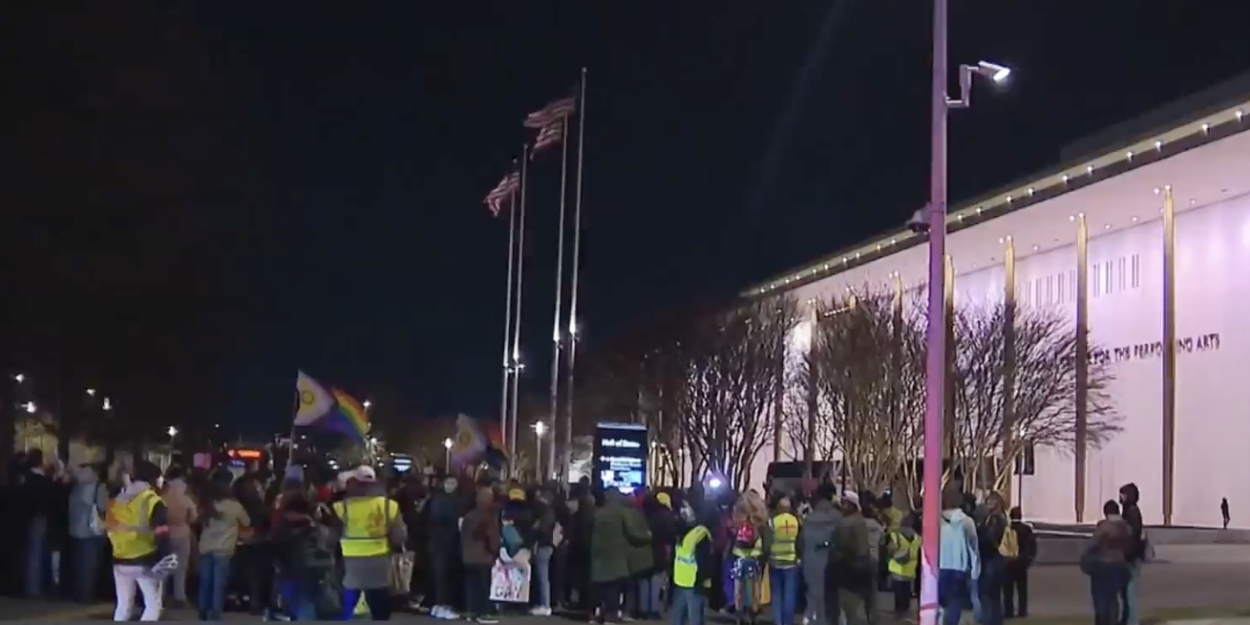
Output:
[
  {"xmin": 890, "ymin": 238, "xmax": 896, "ymax": 245},
  {"xmin": 1068, "ymin": 215, "xmax": 1075, "ymax": 222},
  {"xmin": 956, "ymin": 214, "xmax": 964, "ymax": 221},
  {"xmin": 1154, "ymin": 187, "xmax": 1161, "ymax": 195},
  {"xmin": 1237, "ymin": 110, "xmax": 1244, "ymax": 121},
  {"xmin": 1062, "ymin": 174, "xmax": 1070, "ymax": 183},
  {"xmin": 1154, "ymin": 140, "xmax": 1163, "ymax": 150},
  {"xmin": 1032, "ymin": 244, "xmax": 1040, "ymax": 251},
  {"xmin": 1189, "ymin": 198, "xmax": 1197, "ymax": 206},
  {"xmin": 1104, "ymin": 223, "xmax": 1112, "ymax": 230},
  {"xmin": 1086, "ymin": 165, "xmax": 1094, "ymax": 174},
  {"xmin": 1202, "ymin": 122, "xmax": 1210, "ymax": 133},
  {"xmin": 855, "ymin": 252, "xmax": 861, "ymax": 259},
  {"xmin": 1131, "ymin": 216, "xmax": 1139, "ymax": 223},
  {"xmin": 1026, "ymin": 188, "xmax": 1034, "ymax": 197},
  {"xmin": 1005, "ymin": 195, "xmax": 1013, "ymax": 203},
  {"xmin": 976, "ymin": 207, "xmax": 983, "ymax": 214},
  {"xmin": 1125, "ymin": 151, "xmax": 1134, "ymax": 161}
]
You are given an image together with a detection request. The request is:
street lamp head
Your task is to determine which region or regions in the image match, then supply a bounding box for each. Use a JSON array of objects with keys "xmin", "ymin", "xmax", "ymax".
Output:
[
  {"xmin": 533, "ymin": 421, "xmax": 547, "ymax": 436},
  {"xmin": 976, "ymin": 61, "xmax": 1011, "ymax": 83},
  {"xmin": 13, "ymin": 374, "xmax": 25, "ymax": 384},
  {"xmin": 363, "ymin": 400, "xmax": 372, "ymax": 410},
  {"xmin": 103, "ymin": 398, "xmax": 112, "ymax": 411},
  {"xmin": 443, "ymin": 437, "xmax": 454, "ymax": 449},
  {"xmin": 167, "ymin": 426, "xmax": 178, "ymax": 437},
  {"xmin": 23, "ymin": 401, "xmax": 36, "ymax": 414},
  {"xmin": 86, "ymin": 388, "xmax": 97, "ymax": 397}
]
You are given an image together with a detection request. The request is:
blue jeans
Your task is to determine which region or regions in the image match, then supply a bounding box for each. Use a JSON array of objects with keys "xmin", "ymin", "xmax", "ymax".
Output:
[
  {"xmin": 535, "ymin": 546, "xmax": 554, "ymax": 608},
  {"xmin": 71, "ymin": 536, "xmax": 107, "ymax": 602},
  {"xmin": 25, "ymin": 515, "xmax": 48, "ymax": 597},
  {"xmin": 978, "ymin": 557, "xmax": 1005, "ymax": 625},
  {"xmin": 937, "ymin": 569, "xmax": 968, "ymax": 625},
  {"xmin": 670, "ymin": 587, "xmax": 705, "ymax": 625},
  {"xmin": 279, "ymin": 578, "xmax": 319, "ymax": 621},
  {"xmin": 197, "ymin": 553, "xmax": 233, "ymax": 620},
  {"xmin": 637, "ymin": 571, "xmax": 666, "ymax": 615},
  {"xmin": 1124, "ymin": 560, "xmax": 1142, "ymax": 625},
  {"xmin": 769, "ymin": 566, "xmax": 799, "ymax": 625}
]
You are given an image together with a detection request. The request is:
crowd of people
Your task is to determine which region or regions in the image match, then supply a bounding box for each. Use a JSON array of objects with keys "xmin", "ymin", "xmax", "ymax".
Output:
[{"xmin": 1, "ymin": 447, "xmax": 1150, "ymax": 625}]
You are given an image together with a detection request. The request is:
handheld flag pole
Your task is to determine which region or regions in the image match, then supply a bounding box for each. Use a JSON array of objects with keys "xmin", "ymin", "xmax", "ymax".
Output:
[{"xmin": 563, "ymin": 68, "xmax": 588, "ymax": 484}]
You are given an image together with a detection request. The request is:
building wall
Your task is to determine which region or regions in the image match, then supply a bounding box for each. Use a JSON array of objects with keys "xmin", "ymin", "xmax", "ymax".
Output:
[{"xmin": 748, "ymin": 127, "xmax": 1250, "ymax": 527}]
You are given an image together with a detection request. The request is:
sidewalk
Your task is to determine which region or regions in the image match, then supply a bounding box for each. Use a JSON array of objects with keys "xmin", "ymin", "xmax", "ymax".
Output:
[{"xmin": 0, "ymin": 597, "xmax": 111, "ymax": 621}]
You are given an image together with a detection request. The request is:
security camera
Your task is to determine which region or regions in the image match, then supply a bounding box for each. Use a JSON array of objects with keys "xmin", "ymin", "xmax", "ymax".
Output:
[{"xmin": 906, "ymin": 208, "xmax": 930, "ymax": 234}]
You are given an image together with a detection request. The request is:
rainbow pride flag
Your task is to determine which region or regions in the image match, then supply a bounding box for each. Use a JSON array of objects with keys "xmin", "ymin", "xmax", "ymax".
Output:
[{"xmin": 316, "ymin": 387, "xmax": 369, "ymax": 442}]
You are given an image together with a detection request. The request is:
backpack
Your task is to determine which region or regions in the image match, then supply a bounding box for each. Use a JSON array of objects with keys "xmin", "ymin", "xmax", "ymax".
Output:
[
  {"xmin": 294, "ymin": 525, "xmax": 336, "ymax": 578},
  {"xmin": 734, "ymin": 523, "xmax": 757, "ymax": 547},
  {"xmin": 998, "ymin": 523, "xmax": 1020, "ymax": 558}
]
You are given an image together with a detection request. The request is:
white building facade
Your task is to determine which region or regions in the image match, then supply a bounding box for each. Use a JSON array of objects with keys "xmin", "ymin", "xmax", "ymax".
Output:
[{"xmin": 744, "ymin": 94, "xmax": 1250, "ymax": 528}]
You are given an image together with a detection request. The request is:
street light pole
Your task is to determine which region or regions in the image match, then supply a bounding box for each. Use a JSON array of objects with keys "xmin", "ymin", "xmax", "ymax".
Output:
[
  {"xmin": 919, "ymin": 1, "xmax": 951, "ymax": 623},
  {"xmin": 921, "ymin": 4, "xmax": 1010, "ymax": 624},
  {"xmin": 443, "ymin": 437, "xmax": 453, "ymax": 471}
]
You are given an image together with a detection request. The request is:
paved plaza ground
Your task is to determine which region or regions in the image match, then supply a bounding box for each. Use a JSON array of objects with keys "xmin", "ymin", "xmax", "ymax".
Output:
[{"xmin": 7, "ymin": 553, "xmax": 1250, "ymax": 622}]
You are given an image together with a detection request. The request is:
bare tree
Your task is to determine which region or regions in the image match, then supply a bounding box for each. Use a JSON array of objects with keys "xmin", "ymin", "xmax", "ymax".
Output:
[
  {"xmin": 672, "ymin": 296, "xmax": 798, "ymax": 490},
  {"xmin": 949, "ymin": 302, "xmax": 1122, "ymax": 491},
  {"xmin": 806, "ymin": 290, "xmax": 924, "ymax": 493}
]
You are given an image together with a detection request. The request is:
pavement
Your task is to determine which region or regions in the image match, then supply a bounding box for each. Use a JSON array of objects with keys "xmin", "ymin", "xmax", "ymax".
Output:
[{"xmin": 4, "ymin": 559, "xmax": 1249, "ymax": 621}]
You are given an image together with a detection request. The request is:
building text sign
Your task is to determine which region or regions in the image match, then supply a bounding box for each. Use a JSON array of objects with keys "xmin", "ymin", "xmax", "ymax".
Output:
[{"xmin": 1092, "ymin": 332, "xmax": 1221, "ymax": 365}]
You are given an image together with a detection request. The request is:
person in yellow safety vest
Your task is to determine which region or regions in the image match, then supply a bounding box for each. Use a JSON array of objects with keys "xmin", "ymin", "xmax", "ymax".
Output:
[
  {"xmin": 329, "ymin": 465, "xmax": 407, "ymax": 621},
  {"xmin": 106, "ymin": 460, "xmax": 171, "ymax": 622},
  {"xmin": 768, "ymin": 496, "xmax": 801, "ymax": 625},
  {"xmin": 886, "ymin": 516, "xmax": 920, "ymax": 616},
  {"xmin": 671, "ymin": 500, "xmax": 713, "ymax": 625}
]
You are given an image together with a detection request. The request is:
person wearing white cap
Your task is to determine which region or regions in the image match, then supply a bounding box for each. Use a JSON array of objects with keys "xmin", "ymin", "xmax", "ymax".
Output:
[
  {"xmin": 827, "ymin": 491, "xmax": 871, "ymax": 625},
  {"xmin": 328, "ymin": 464, "xmax": 406, "ymax": 620}
]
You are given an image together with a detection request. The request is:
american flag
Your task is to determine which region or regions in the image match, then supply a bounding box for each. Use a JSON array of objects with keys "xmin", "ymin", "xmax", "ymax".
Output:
[
  {"xmin": 532, "ymin": 119, "xmax": 563, "ymax": 155},
  {"xmin": 523, "ymin": 96, "xmax": 576, "ymax": 129},
  {"xmin": 483, "ymin": 172, "xmax": 520, "ymax": 217}
]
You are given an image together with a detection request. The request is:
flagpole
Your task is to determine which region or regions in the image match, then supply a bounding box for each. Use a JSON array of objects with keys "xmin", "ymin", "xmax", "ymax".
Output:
[
  {"xmin": 509, "ymin": 144, "xmax": 530, "ymax": 475},
  {"xmin": 546, "ymin": 119, "xmax": 570, "ymax": 483},
  {"xmin": 562, "ymin": 67, "xmax": 587, "ymax": 484},
  {"xmin": 499, "ymin": 162, "xmax": 519, "ymax": 464}
]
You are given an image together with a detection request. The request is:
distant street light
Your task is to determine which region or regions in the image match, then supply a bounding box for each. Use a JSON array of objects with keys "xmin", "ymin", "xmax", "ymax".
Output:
[
  {"xmin": 443, "ymin": 437, "xmax": 454, "ymax": 469},
  {"xmin": 14, "ymin": 374, "xmax": 25, "ymax": 384},
  {"xmin": 102, "ymin": 398, "xmax": 112, "ymax": 411},
  {"xmin": 23, "ymin": 401, "xmax": 36, "ymax": 414},
  {"xmin": 167, "ymin": 426, "xmax": 178, "ymax": 438},
  {"xmin": 533, "ymin": 421, "xmax": 548, "ymax": 479},
  {"xmin": 363, "ymin": 400, "xmax": 372, "ymax": 410},
  {"xmin": 86, "ymin": 388, "xmax": 96, "ymax": 397}
]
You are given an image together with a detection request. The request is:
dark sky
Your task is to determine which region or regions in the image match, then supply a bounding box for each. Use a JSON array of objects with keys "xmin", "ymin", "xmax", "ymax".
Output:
[{"xmin": 7, "ymin": 2, "xmax": 1250, "ymax": 435}]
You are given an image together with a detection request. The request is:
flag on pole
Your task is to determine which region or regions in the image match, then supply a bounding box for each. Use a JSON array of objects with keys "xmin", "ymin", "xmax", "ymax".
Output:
[
  {"xmin": 532, "ymin": 120, "xmax": 563, "ymax": 156},
  {"xmin": 315, "ymin": 388, "xmax": 370, "ymax": 442},
  {"xmin": 294, "ymin": 370, "xmax": 334, "ymax": 426},
  {"xmin": 523, "ymin": 96, "xmax": 576, "ymax": 129},
  {"xmin": 450, "ymin": 414, "xmax": 488, "ymax": 468},
  {"xmin": 484, "ymin": 172, "xmax": 520, "ymax": 217}
]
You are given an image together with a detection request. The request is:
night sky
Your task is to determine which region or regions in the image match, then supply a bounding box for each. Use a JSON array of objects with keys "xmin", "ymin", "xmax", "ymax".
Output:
[{"xmin": 7, "ymin": 2, "xmax": 1250, "ymax": 436}]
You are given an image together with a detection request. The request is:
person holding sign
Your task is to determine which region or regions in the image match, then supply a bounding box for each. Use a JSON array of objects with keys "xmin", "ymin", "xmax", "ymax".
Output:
[{"xmin": 328, "ymin": 465, "xmax": 407, "ymax": 621}]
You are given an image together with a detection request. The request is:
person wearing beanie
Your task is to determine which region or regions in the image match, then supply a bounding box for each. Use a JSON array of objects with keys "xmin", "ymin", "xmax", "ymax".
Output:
[{"xmin": 106, "ymin": 460, "xmax": 171, "ymax": 621}]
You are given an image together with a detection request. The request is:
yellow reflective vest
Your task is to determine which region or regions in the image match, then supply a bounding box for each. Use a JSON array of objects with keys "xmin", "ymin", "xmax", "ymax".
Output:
[
  {"xmin": 333, "ymin": 496, "xmax": 399, "ymax": 558},
  {"xmin": 672, "ymin": 525, "xmax": 711, "ymax": 589},
  {"xmin": 107, "ymin": 488, "xmax": 164, "ymax": 560},
  {"xmin": 887, "ymin": 531, "xmax": 920, "ymax": 580},
  {"xmin": 769, "ymin": 513, "xmax": 800, "ymax": 565}
]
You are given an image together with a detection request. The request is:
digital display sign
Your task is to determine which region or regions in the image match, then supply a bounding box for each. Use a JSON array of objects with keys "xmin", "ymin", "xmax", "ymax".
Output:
[{"xmin": 593, "ymin": 422, "xmax": 647, "ymax": 494}]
